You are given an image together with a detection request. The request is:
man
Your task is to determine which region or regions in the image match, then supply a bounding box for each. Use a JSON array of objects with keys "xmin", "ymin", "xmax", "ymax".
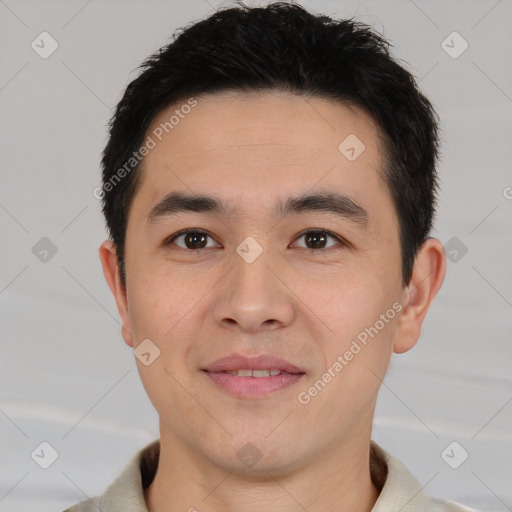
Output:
[{"xmin": 65, "ymin": 2, "xmax": 475, "ymax": 511}]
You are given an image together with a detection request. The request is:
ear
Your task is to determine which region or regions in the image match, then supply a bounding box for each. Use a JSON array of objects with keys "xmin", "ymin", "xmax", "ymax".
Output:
[
  {"xmin": 394, "ymin": 237, "xmax": 446, "ymax": 354},
  {"xmin": 99, "ymin": 240, "xmax": 135, "ymax": 348}
]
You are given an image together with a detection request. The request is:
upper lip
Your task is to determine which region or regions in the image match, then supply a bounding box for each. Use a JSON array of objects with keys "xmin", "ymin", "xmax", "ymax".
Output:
[{"xmin": 203, "ymin": 354, "xmax": 305, "ymax": 374}]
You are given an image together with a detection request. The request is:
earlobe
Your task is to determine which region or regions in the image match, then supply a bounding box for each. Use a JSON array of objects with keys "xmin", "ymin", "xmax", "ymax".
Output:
[
  {"xmin": 394, "ymin": 238, "xmax": 446, "ymax": 354},
  {"xmin": 99, "ymin": 240, "xmax": 135, "ymax": 348}
]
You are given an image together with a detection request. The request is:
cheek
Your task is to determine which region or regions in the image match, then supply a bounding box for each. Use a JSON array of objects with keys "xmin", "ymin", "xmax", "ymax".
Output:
[
  {"xmin": 126, "ymin": 268, "xmax": 204, "ymax": 388},
  {"xmin": 304, "ymin": 270, "xmax": 399, "ymax": 364},
  {"xmin": 126, "ymin": 258, "xmax": 188, "ymax": 338}
]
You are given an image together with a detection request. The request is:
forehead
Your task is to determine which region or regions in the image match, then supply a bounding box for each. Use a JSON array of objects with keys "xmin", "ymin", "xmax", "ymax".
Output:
[
  {"xmin": 130, "ymin": 91, "xmax": 391, "ymax": 223},
  {"xmin": 149, "ymin": 90, "xmax": 381, "ymax": 155}
]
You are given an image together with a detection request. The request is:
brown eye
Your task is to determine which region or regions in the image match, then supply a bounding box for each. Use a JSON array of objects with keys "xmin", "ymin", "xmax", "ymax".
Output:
[
  {"xmin": 293, "ymin": 230, "xmax": 344, "ymax": 250},
  {"xmin": 167, "ymin": 230, "xmax": 219, "ymax": 250},
  {"xmin": 305, "ymin": 231, "xmax": 328, "ymax": 249}
]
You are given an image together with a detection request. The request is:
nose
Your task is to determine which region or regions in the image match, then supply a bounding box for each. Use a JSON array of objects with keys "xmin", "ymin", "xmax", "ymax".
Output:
[{"xmin": 212, "ymin": 247, "xmax": 295, "ymax": 333}]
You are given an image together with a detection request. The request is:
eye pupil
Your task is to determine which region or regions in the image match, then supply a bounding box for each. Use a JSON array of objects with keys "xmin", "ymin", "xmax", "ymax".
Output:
[
  {"xmin": 305, "ymin": 232, "xmax": 327, "ymax": 249},
  {"xmin": 185, "ymin": 232, "xmax": 207, "ymax": 249}
]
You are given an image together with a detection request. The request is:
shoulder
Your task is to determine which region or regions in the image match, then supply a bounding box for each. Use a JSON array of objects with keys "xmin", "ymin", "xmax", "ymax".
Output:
[
  {"xmin": 61, "ymin": 439, "xmax": 160, "ymax": 512},
  {"xmin": 431, "ymin": 498, "xmax": 479, "ymax": 512},
  {"xmin": 62, "ymin": 496, "xmax": 102, "ymax": 512},
  {"xmin": 371, "ymin": 442, "xmax": 478, "ymax": 512}
]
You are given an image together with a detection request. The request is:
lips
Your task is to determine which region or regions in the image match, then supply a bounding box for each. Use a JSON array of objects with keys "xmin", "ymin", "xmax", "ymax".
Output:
[
  {"xmin": 202, "ymin": 354, "xmax": 305, "ymax": 398},
  {"xmin": 203, "ymin": 354, "xmax": 305, "ymax": 375}
]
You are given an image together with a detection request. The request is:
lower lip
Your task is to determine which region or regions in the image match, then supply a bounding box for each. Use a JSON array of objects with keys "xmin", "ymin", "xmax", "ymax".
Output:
[{"xmin": 203, "ymin": 371, "xmax": 305, "ymax": 398}]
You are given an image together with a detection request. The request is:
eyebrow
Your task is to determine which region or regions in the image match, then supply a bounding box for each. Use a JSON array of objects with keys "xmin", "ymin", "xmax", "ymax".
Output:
[{"xmin": 146, "ymin": 190, "xmax": 368, "ymax": 227}]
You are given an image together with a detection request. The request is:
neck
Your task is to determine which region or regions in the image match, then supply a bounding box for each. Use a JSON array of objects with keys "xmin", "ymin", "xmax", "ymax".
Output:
[{"xmin": 145, "ymin": 428, "xmax": 380, "ymax": 512}]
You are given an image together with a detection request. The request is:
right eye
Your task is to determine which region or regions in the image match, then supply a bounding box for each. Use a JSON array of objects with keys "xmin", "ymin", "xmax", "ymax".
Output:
[{"xmin": 165, "ymin": 229, "xmax": 221, "ymax": 251}]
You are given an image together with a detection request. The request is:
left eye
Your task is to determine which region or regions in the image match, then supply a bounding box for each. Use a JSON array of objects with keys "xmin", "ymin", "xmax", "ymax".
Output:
[
  {"xmin": 292, "ymin": 229, "xmax": 344, "ymax": 250},
  {"xmin": 166, "ymin": 229, "xmax": 344, "ymax": 251}
]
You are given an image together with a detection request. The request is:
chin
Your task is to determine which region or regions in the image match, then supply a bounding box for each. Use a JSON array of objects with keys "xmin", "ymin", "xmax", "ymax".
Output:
[{"xmin": 215, "ymin": 437, "xmax": 304, "ymax": 476}]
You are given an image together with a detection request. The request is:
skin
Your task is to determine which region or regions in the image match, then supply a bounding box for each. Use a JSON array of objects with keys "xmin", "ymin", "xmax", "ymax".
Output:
[{"xmin": 100, "ymin": 91, "xmax": 446, "ymax": 512}]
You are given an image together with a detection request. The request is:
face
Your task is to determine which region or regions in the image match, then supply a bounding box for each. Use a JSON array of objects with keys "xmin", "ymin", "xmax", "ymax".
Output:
[{"xmin": 103, "ymin": 91, "xmax": 414, "ymax": 474}]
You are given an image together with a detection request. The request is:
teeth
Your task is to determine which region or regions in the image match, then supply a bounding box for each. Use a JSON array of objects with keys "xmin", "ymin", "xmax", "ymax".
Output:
[
  {"xmin": 222, "ymin": 369, "xmax": 282, "ymax": 377},
  {"xmin": 253, "ymin": 369, "xmax": 270, "ymax": 377}
]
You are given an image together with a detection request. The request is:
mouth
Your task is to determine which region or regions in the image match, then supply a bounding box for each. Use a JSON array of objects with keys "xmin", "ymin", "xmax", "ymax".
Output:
[
  {"xmin": 212, "ymin": 368, "xmax": 294, "ymax": 377},
  {"xmin": 202, "ymin": 354, "xmax": 306, "ymax": 398},
  {"xmin": 203, "ymin": 353, "xmax": 305, "ymax": 374}
]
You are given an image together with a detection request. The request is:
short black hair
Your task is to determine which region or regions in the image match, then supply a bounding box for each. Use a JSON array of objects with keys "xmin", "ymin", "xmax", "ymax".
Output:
[{"xmin": 100, "ymin": 1, "xmax": 440, "ymax": 288}]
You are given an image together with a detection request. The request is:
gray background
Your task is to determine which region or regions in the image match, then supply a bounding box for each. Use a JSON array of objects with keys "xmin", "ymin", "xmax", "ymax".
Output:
[{"xmin": 1, "ymin": 0, "xmax": 511, "ymax": 510}]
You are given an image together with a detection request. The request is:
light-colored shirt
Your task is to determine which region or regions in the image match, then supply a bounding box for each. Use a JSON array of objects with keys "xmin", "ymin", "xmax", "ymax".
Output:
[{"xmin": 63, "ymin": 440, "xmax": 476, "ymax": 512}]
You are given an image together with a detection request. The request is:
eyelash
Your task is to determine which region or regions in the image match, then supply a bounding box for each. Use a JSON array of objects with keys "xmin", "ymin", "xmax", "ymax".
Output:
[{"xmin": 165, "ymin": 228, "xmax": 347, "ymax": 252}]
